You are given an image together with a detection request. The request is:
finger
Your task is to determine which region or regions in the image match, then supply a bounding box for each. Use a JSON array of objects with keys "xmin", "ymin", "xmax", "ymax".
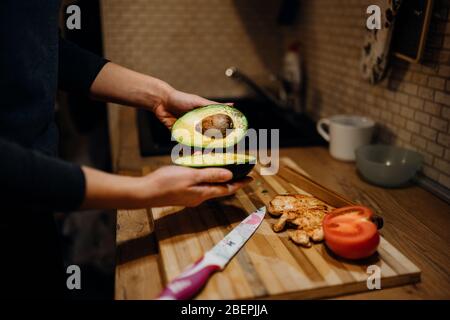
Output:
[
  {"xmin": 194, "ymin": 176, "xmax": 253, "ymax": 200},
  {"xmin": 194, "ymin": 168, "xmax": 233, "ymax": 184},
  {"xmin": 191, "ymin": 95, "xmax": 218, "ymax": 107},
  {"xmin": 224, "ymin": 176, "xmax": 253, "ymax": 194},
  {"xmin": 162, "ymin": 117, "xmax": 176, "ymax": 129},
  {"xmin": 191, "ymin": 96, "xmax": 236, "ymax": 107}
]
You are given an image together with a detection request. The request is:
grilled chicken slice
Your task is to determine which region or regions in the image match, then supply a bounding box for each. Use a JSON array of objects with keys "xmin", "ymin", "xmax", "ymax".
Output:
[
  {"xmin": 268, "ymin": 195, "xmax": 302, "ymax": 216},
  {"xmin": 273, "ymin": 211, "xmax": 298, "ymax": 232},
  {"xmin": 310, "ymin": 227, "xmax": 324, "ymax": 242},
  {"xmin": 268, "ymin": 194, "xmax": 333, "ymax": 247},
  {"xmin": 289, "ymin": 230, "xmax": 311, "ymax": 247},
  {"xmin": 268, "ymin": 194, "xmax": 327, "ymax": 216}
]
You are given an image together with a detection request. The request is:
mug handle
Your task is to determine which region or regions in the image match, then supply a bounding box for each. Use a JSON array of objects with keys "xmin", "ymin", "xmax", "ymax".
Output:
[{"xmin": 316, "ymin": 118, "xmax": 331, "ymax": 142}]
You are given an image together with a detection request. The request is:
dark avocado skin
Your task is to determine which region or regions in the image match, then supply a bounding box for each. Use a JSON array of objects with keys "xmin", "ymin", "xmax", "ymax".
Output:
[
  {"xmin": 180, "ymin": 162, "xmax": 255, "ymax": 181},
  {"xmin": 221, "ymin": 162, "xmax": 255, "ymax": 180}
]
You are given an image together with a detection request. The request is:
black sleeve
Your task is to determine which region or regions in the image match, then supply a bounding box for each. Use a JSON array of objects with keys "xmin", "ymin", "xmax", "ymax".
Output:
[
  {"xmin": 58, "ymin": 37, "xmax": 109, "ymax": 94},
  {"xmin": 0, "ymin": 138, "xmax": 86, "ymax": 212}
]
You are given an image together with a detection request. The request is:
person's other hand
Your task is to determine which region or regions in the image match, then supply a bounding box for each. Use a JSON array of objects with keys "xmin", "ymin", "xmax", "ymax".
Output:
[
  {"xmin": 153, "ymin": 88, "xmax": 218, "ymax": 129},
  {"xmin": 82, "ymin": 165, "xmax": 251, "ymax": 210},
  {"xmin": 89, "ymin": 63, "xmax": 230, "ymax": 128},
  {"xmin": 137, "ymin": 166, "xmax": 251, "ymax": 207}
]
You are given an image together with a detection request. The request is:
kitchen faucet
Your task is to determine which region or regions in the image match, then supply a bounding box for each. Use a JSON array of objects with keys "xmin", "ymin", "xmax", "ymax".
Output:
[
  {"xmin": 225, "ymin": 67, "xmax": 290, "ymax": 110},
  {"xmin": 225, "ymin": 67, "xmax": 302, "ymax": 111}
]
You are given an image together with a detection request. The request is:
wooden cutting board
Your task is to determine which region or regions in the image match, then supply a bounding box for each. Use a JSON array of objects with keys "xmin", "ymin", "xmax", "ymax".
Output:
[{"xmin": 145, "ymin": 158, "xmax": 421, "ymax": 299}]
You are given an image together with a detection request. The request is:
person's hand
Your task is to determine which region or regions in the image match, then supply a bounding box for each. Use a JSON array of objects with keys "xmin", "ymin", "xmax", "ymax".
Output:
[
  {"xmin": 81, "ymin": 165, "xmax": 252, "ymax": 210},
  {"xmin": 89, "ymin": 63, "xmax": 228, "ymax": 128},
  {"xmin": 137, "ymin": 166, "xmax": 251, "ymax": 207},
  {"xmin": 153, "ymin": 88, "xmax": 218, "ymax": 129}
]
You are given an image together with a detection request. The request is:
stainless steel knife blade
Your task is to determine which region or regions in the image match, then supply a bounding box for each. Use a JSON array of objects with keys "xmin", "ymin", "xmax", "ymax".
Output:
[
  {"xmin": 210, "ymin": 206, "xmax": 266, "ymax": 268},
  {"xmin": 156, "ymin": 206, "xmax": 266, "ymax": 300}
]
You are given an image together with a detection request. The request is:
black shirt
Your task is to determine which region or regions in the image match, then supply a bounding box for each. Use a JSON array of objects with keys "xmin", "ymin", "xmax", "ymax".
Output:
[{"xmin": 0, "ymin": 0, "xmax": 108, "ymax": 298}]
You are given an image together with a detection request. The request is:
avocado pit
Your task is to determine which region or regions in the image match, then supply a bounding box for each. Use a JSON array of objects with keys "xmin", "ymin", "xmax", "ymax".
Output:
[
  {"xmin": 171, "ymin": 104, "xmax": 247, "ymax": 148},
  {"xmin": 196, "ymin": 114, "xmax": 234, "ymax": 138}
]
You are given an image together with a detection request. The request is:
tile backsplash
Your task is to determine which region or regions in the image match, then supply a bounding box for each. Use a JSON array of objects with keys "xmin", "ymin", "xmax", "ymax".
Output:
[
  {"xmin": 100, "ymin": 0, "xmax": 283, "ymax": 98},
  {"xmin": 283, "ymin": 0, "xmax": 450, "ymax": 189},
  {"xmin": 101, "ymin": 0, "xmax": 449, "ymax": 189}
]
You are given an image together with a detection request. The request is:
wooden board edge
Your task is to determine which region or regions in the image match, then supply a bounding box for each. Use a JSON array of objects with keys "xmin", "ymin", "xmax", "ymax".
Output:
[
  {"xmin": 141, "ymin": 157, "xmax": 423, "ymax": 299},
  {"xmin": 257, "ymin": 272, "xmax": 421, "ymax": 300},
  {"xmin": 277, "ymin": 165, "xmax": 354, "ymax": 207},
  {"xmin": 276, "ymin": 161, "xmax": 422, "ymax": 277},
  {"xmin": 280, "ymin": 157, "xmax": 311, "ymax": 177}
]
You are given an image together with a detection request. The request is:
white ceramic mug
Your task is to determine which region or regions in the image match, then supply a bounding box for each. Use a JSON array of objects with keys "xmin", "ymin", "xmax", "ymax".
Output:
[{"xmin": 317, "ymin": 115, "xmax": 375, "ymax": 161}]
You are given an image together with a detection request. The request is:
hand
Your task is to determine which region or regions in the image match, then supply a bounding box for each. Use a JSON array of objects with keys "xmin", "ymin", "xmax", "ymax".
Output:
[
  {"xmin": 153, "ymin": 88, "xmax": 218, "ymax": 129},
  {"xmin": 89, "ymin": 63, "xmax": 226, "ymax": 128},
  {"xmin": 137, "ymin": 166, "xmax": 252, "ymax": 207},
  {"xmin": 81, "ymin": 166, "xmax": 252, "ymax": 210}
]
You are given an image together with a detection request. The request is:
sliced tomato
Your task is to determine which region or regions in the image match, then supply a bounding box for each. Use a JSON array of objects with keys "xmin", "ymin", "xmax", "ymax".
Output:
[{"xmin": 323, "ymin": 206, "xmax": 380, "ymax": 260}]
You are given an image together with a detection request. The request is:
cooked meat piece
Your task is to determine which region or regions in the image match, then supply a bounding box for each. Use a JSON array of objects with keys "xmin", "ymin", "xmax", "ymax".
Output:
[
  {"xmin": 309, "ymin": 226, "xmax": 324, "ymax": 242},
  {"xmin": 269, "ymin": 194, "xmax": 333, "ymax": 247},
  {"xmin": 291, "ymin": 207, "xmax": 326, "ymax": 230},
  {"xmin": 273, "ymin": 211, "xmax": 298, "ymax": 232},
  {"xmin": 268, "ymin": 195, "xmax": 303, "ymax": 216},
  {"xmin": 268, "ymin": 194, "xmax": 331, "ymax": 216},
  {"xmin": 289, "ymin": 230, "xmax": 311, "ymax": 247}
]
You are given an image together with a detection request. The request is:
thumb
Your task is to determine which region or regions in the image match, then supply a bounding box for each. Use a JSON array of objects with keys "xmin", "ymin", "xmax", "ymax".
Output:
[
  {"xmin": 190, "ymin": 95, "xmax": 218, "ymax": 107},
  {"xmin": 194, "ymin": 168, "xmax": 233, "ymax": 184},
  {"xmin": 191, "ymin": 95, "xmax": 236, "ymax": 107}
]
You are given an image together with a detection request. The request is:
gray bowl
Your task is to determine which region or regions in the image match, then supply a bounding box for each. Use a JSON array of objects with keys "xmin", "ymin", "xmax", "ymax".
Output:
[{"xmin": 355, "ymin": 145, "xmax": 423, "ymax": 187}]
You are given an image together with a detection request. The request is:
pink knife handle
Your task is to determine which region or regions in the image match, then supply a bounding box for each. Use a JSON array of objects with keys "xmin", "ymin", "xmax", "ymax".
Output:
[{"xmin": 157, "ymin": 254, "xmax": 221, "ymax": 300}]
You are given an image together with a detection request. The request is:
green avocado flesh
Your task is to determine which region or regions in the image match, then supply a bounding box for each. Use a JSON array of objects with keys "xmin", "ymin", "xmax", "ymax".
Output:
[
  {"xmin": 174, "ymin": 153, "xmax": 256, "ymax": 180},
  {"xmin": 171, "ymin": 104, "xmax": 248, "ymax": 148}
]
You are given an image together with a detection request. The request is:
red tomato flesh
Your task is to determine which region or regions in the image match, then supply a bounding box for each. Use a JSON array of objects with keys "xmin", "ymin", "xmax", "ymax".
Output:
[{"xmin": 323, "ymin": 206, "xmax": 380, "ymax": 260}]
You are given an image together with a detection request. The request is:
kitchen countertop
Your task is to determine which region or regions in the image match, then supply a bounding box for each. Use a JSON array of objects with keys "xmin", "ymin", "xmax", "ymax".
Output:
[{"xmin": 110, "ymin": 106, "xmax": 450, "ymax": 299}]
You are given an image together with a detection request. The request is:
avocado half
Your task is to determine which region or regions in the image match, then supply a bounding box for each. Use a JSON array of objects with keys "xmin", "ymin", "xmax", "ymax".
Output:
[
  {"xmin": 174, "ymin": 153, "xmax": 256, "ymax": 180},
  {"xmin": 171, "ymin": 104, "xmax": 248, "ymax": 149}
]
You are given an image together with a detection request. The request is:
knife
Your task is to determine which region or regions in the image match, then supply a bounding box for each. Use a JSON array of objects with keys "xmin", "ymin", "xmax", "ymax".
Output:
[{"xmin": 157, "ymin": 206, "xmax": 266, "ymax": 300}]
